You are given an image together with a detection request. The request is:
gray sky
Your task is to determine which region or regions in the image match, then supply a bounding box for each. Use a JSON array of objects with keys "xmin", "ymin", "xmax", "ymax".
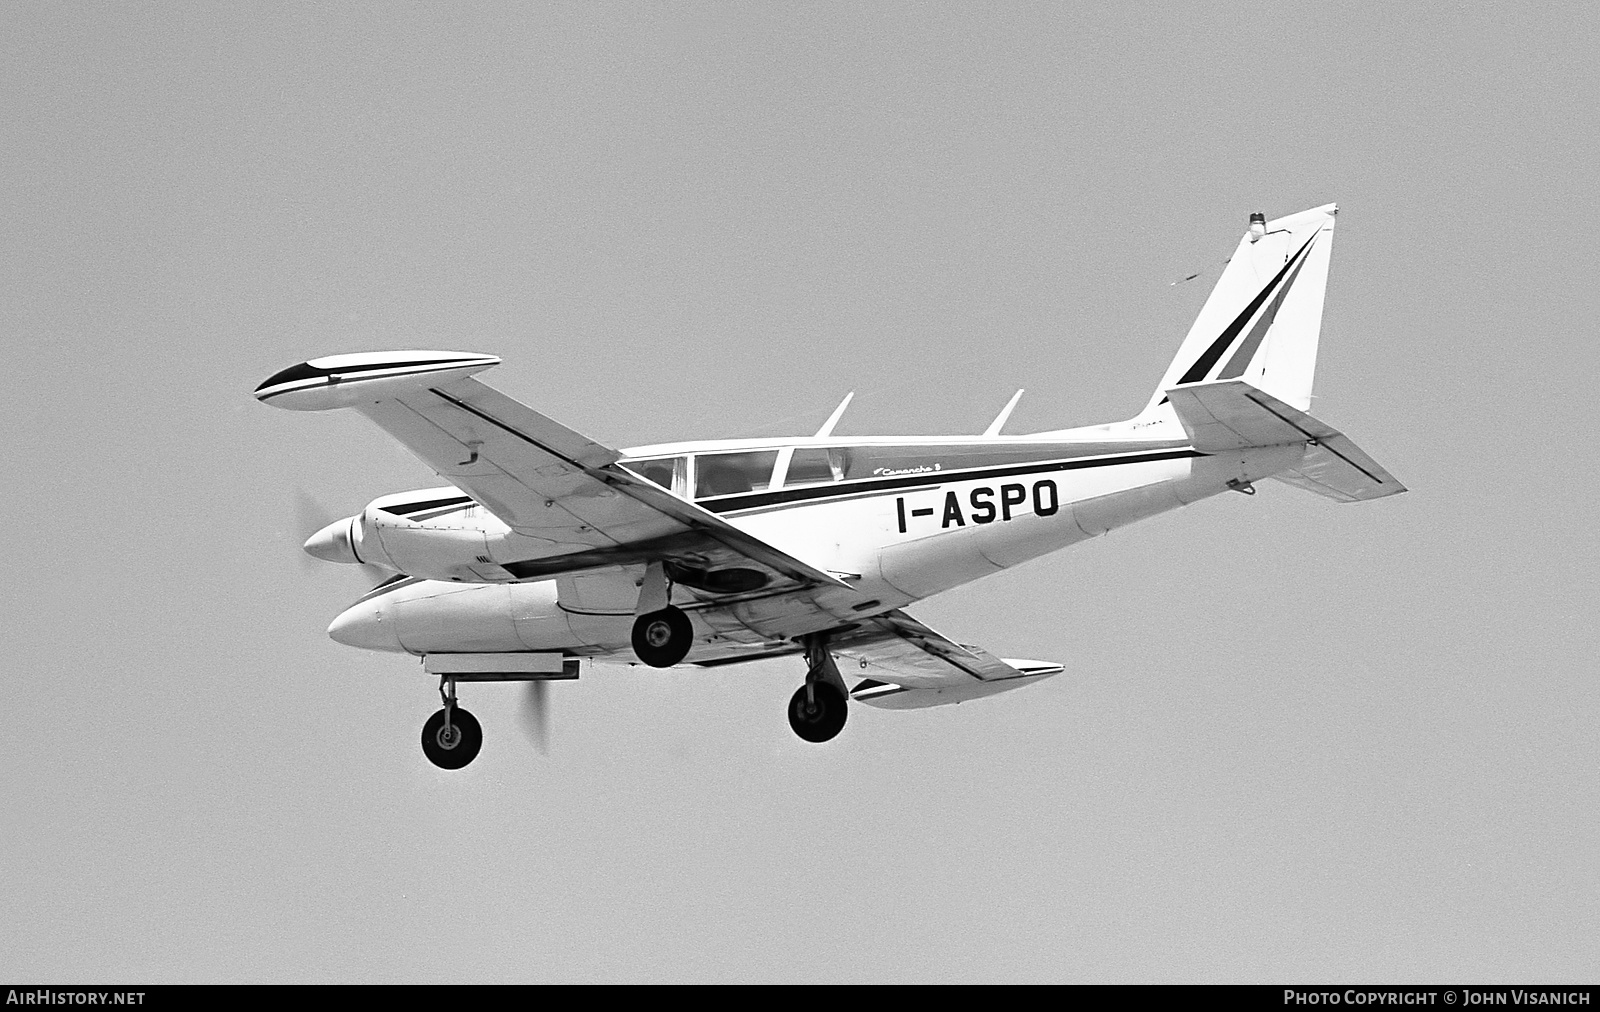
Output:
[{"xmin": 3, "ymin": 2, "xmax": 1597, "ymax": 983}]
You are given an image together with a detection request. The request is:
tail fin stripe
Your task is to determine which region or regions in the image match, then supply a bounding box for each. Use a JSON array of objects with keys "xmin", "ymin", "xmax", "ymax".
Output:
[
  {"xmin": 1172, "ymin": 231, "xmax": 1319, "ymax": 388},
  {"xmin": 1217, "ymin": 251, "xmax": 1314, "ymax": 380}
]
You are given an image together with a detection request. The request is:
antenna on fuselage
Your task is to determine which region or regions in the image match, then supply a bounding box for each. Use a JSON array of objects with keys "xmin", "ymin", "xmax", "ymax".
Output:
[
  {"xmin": 814, "ymin": 392, "xmax": 854, "ymax": 438},
  {"xmin": 983, "ymin": 389, "xmax": 1025, "ymax": 437}
]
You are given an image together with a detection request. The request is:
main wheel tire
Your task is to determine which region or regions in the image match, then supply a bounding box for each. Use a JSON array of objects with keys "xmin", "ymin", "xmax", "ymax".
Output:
[
  {"xmin": 631, "ymin": 606, "xmax": 693, "ymax": 668},
  {"xmin": 788, "ymin": 681, "xmax": 848, "ymax": 743},
  {"xmin": 421, "ymin": 707, "xmax": 483, "ymax": 769}
]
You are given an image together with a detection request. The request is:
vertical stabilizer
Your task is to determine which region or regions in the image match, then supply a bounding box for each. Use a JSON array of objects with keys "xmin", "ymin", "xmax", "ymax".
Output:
[{"xmin": 1138, "ymin": 204, "xmax": 1338, "ymax": 419}]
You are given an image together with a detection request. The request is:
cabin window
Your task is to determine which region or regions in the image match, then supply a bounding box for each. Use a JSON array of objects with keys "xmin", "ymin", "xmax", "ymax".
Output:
[
  {"xmin": 622, "ymin": 456, "xmax": 686, "ymax": 495},
  {"xmin": 694, "ymin": 450, "xmax": 780, "ymax": 498},
  {"xmin": 784, "ymin": 447, "xmax": 847, "ymax": 488}
]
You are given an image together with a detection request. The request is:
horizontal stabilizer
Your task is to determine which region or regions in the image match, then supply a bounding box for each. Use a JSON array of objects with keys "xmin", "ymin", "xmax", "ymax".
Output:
[
  {"xmin": 1270, "ymin": 442, "xmax": 1405, "ymax": 503},
  {"xmin": 1167, "ymin": 379, "xmax": 1406, "ymax": 502}
]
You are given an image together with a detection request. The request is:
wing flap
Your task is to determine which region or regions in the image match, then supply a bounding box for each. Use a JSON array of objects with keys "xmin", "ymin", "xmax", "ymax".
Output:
[
  {"xmin": 849, "ymin": 665, "xmax": 1060, "ymax": 709},
  {"xmin": 830, "ymin": 609, "xmax": 1062, "ymax": 709}
]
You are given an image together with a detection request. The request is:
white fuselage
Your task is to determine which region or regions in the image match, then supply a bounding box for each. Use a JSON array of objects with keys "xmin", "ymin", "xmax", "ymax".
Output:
[{"xmin": 326, "ymin": 427, "xmax": 1304, "ymax": 664}]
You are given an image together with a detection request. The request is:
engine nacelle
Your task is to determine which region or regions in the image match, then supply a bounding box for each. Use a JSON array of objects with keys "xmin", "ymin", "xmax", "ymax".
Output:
[{"xmin": 303, "ymin": 487, "xmax": 511, "ymax": 582}]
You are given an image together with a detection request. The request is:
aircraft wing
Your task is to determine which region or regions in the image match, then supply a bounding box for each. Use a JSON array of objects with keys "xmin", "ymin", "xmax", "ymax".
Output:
[
  {"xmin": 255, "ymin": 351, "xmax": 847, "ymax": 591},
  {"xmin": 830, "ymin": 610, "xmax": 1063, "ymax": 710}
]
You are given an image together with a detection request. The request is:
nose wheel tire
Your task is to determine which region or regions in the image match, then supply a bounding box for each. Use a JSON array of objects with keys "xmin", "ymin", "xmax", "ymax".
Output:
[
  {"xmin": 421, "ymin": 706, "xmax": 483, "ymax": 769},
  {"xmin": 631, "ymin": 606, "xmax": 693, "ymax": 668},
  {"xmin": 788, "ymin": 681, "xmax": 848, "ymax": 743}
]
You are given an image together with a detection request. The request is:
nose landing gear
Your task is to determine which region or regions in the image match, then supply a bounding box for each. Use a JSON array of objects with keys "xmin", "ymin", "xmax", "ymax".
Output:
[{"xmin": 422, "ymin": 677, "xmax": 483, "ymax": 769}]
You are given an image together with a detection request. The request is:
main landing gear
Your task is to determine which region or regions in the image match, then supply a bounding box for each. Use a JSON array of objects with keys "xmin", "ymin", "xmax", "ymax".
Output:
[
  {"xmin": 631, "ymin": 606, "xmax": 693, "ymax": 668},
  {"xmin": 630, "ymin": 561, "xmax": 693, "ymax": 668},
  {"xmin": 788, "ymin": 635, "xmax": 849, "ymax": 743},
  {"xmin": 422, "ymin": 677, "xmax": 483, "ymax": 769}
]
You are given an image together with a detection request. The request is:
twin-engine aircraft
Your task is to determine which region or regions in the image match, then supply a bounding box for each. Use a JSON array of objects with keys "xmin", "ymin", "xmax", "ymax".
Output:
[{"xmin": 258, "ymin": 203, "xmax": 1403, "ymax": 769}]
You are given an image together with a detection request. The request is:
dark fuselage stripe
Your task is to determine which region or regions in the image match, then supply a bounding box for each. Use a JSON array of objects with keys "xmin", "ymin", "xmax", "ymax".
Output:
[
  {"xmin": 726, "ymin": 483, "xmax": 944, "ymax": 518},
  {"xmin": 429, "ymin": 386, "xmax": 1202, "ymax": 517},
  {"xmin": 699, "ymin": 448, "xmax": 1205, "ymax": 514},
  {"xmin": 342, "ymin": 448, "xmax": 1205, "ymax": 599}
]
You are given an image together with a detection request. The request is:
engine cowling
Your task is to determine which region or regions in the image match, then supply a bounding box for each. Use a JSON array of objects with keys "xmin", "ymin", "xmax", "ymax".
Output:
[{"xmin": 302, "ymin": 487, "xmax": 510, "ymax": 582}]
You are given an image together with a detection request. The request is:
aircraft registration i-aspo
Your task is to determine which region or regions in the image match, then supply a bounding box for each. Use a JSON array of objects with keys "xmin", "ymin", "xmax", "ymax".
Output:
[{"xmin": 257, "ymin": 203, "xmax": 1404, "ymax": 769}]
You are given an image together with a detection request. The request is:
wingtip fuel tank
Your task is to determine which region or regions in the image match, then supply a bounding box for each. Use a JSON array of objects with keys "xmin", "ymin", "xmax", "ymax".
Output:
[{"xmin": 254, "ymin": 350, "xmax": 500, "ymax": 411}]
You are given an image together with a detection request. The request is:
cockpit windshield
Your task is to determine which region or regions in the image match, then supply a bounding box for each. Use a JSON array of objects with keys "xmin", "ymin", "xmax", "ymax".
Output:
[{"xmin": 621, "ymin": 456, "xmax": 685, "ymax": 495}]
